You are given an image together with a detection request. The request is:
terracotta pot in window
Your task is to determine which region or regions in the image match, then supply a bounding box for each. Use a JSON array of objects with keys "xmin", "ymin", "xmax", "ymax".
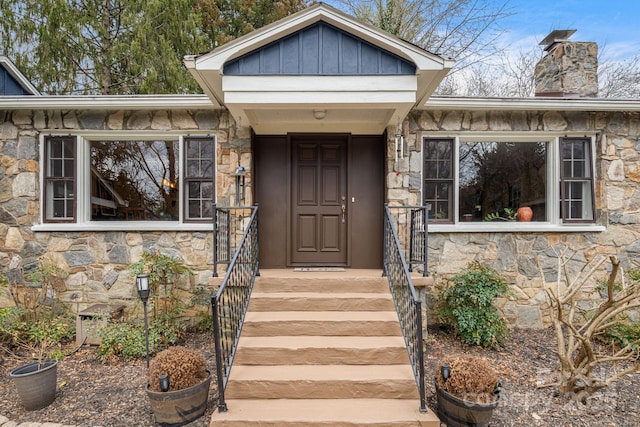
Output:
[{"xmin": 517, "ymin": 206, "xmax": 533, "ymax": 222}]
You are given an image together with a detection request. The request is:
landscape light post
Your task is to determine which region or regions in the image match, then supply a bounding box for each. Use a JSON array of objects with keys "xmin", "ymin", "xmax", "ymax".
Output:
[{"xmin": 136, "ymin": 274, "xmax": 150, "ymax": 369}]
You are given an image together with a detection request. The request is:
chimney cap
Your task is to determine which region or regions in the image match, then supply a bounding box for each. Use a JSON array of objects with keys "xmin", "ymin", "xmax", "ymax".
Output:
[{"xmin": 540, "ymin": 29, "xmax": 577, "ymax": 51}]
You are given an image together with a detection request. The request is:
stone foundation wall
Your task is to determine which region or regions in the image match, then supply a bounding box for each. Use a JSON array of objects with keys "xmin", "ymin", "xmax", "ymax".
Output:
[
  {"xmin": 0, "ymin": 108, "xmax": 248, "ymax": 313},
  {"xmin": 394, "ymin": 109, "xmax": 640, "ymax": 328}
]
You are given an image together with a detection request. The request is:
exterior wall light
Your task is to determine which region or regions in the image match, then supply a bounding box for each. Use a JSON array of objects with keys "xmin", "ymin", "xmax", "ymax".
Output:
[{"xmin": 234, "ymin": 165, "xmax": 246, "ymax": 205}]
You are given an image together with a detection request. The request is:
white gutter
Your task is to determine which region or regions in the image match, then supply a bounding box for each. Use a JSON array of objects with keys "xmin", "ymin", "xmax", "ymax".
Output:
[
  {"xmin": 0, "ymin": 94, "xmax": 217, "ymax": 110},
  {"xmin": 422, "ymin": 96, "xmax": 640, "ymax": 112}
]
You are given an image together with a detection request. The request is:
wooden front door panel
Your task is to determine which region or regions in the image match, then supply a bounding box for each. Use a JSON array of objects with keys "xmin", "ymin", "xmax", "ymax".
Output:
[{"xmin": 291, "ymin": 137, "xmax": 347, "ymax": 264}]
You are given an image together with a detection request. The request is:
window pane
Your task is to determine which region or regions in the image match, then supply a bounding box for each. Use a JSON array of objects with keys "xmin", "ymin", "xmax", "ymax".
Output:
[
  {"xmin": 459, "ymin": 141, "xmax": 547, "ymax": 222},
  {"xmin": 90, "ymin": 140, "xmax": 179, "ymax": 221},
  {"xmin": 50, "ymin": 139, "xmax": 62, "ymax": 158},
  {"xmin": 63, "ymin": 160, "xmax": 74, "ymax": 177},
  {"xmin": 202, "ymin": 201, "xmax": 213, "ymax": 218},
  {"xmin": 201, "ymin": 182, "xmax": 214, "ymax": 198},
  {"xmin": 65, "ymin": 200, "xmax": 74, "ymax": 217},
  {"xmin": 53, "ymin": 200, "xmax": 65, "ymax": 217},
  {"xmin": 433, "ymin": 201, "xmax": 449, "ymax": 220},
  {"xmin": 187, "ymin": 160, "xmax": 201, "ymax": 177},
  {"xmin": 188, "ymin": 201, "xmax": 200, "ymax": 218},
  {"xmin": 186, "ymin": 141, "xmax": 201, "ymax": 158},
  {"xmin": 188, "ymin": 181, "xmax": 201, "ymax": 196}
]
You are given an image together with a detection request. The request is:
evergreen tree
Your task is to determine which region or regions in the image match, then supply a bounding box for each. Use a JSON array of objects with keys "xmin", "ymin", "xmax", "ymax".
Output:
[
  {"xmin": 0, "ymin": 0, "xmax": 307, "ymax": 94},
  {"xmin": 195, "ymin": 0, "xmax": 309, "ymax": 48}
]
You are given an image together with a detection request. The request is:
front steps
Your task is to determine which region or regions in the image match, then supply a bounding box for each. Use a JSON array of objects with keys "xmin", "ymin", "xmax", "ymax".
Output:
[{"xmin": 209, "ymin": 269, "xmax": 439, "ymax": 427}]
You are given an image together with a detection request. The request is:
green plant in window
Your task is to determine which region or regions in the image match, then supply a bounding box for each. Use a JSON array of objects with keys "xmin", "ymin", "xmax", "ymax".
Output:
[
  {"xmin": 483, "ymin": 208, "xmax": 517, "ymax": 222},
  {"xmin": 437, "ymin": 262, "xmax": 511, "ymax": 349}
]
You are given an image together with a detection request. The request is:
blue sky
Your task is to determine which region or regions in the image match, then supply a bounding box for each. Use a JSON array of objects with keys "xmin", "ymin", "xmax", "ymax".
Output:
[
  {"xmin": 500, "ymin": 0, "xmax": 640, "ymax": 60},
  {"xmin": 323, "ymin": 1, "xmax": 639, "ymax": 61}
]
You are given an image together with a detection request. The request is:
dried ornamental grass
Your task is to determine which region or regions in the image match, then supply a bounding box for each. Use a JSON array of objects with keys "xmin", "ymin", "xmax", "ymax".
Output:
[
  {"xmin": 436, "ymin": 355, "xmax": 500, "ymax": 403},
  {"xmin": 148, "ymin": 346, "xmax": 207, "ymax": 392}
]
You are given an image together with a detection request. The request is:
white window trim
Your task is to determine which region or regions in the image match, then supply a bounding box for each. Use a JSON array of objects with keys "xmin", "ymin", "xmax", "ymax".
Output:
[
  {"xmin": 34, "ymin": 131, "xmax": 217, "ymax": 232},
  {"xmin": 423, "ymin": 132, "xmax": 604, "ymax": 233}
]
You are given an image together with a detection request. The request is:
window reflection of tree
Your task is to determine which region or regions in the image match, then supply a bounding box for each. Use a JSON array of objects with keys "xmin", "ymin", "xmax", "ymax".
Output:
[
  {"xmin": 459, "ymin": 141, "xmax": 547, "ymax": 221},
  {"xmin": 90, "ymin": 140, "xmax": 179, "ymax": 221}
]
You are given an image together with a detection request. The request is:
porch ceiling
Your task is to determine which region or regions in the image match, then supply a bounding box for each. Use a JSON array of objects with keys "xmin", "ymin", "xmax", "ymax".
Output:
[
  {"xmin": 221, "ymin": 75, "xmax": 418, "ymax": 134},
  {"xmin": 184, "ymin": 3, "xmax": 453, "ymax": 135}
]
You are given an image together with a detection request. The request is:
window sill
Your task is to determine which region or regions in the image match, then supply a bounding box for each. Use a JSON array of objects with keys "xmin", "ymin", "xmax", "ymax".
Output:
[
  {"xmin": 32, "ymin": 222, "xmax": 213, "ymax": 232},
  {"xmin": 428, "ymin": 223, "xmax": 606, "ymax": 233}
]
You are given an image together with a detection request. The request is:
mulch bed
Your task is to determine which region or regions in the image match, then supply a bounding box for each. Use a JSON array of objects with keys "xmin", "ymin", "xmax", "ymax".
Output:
[{"xmin": 1, "ymin": 327, "xmax": 638, "ymax": 426}]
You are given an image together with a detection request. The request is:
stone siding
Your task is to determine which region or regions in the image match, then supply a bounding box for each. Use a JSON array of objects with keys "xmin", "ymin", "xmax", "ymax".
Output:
[
  {"xmin": 534, "ymin": 41, "xmax": 599, "ymax": 97},
  {"xmin": 2, "ymin": 106, "xmax": 639, "ymax": 329},
  {"xmin": 0, "ymin": 108, "xmax": 247, "ymax": 312},
  {"xmin": 388, "ymin": 109, "xmax": 640, "ymax": 328}
]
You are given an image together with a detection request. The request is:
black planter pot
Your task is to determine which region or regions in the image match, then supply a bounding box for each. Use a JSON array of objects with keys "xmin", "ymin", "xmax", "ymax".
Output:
[
  {"xmin": 10, "ymin": 359, "xmax": 58, "ymax": 410},
  {"xmin": 435, "ymin": 380, "xmax": 500, "ymax": 427},
  {"xmin": 147, "ymin": 370, "xmax": 211, "ymax": 427}
]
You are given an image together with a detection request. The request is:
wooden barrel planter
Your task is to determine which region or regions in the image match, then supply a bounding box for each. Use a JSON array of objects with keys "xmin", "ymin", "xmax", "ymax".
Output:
[
  {"xmin": 435, "ymin": 380, "xmax": 500, "ymax": 427},
  {"xmin": 147, "ymin": 370, "xmax": 211, "ymax": 427},
  {"xmin": 10, "ymin": 359, "xmax": 58, "ymax": 410}
]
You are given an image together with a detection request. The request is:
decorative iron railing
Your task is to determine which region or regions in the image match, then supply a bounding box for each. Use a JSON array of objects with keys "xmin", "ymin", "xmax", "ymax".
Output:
[
  {"xmin": 211, "ymin": 205, "xmax": 259, "ymax": 412},
  {"xmin": 385, "ymin": 205, "xmax": 430, "ymax": 276},
  {"xmin": 383, "ymin": 205, "xmax": 428, "ymax": 413},
  {"xmin": 213, "ymin": 205, "xmax": 256, "ymax": 277}
]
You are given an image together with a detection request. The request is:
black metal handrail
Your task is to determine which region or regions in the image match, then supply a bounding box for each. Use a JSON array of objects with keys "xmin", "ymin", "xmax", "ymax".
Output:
[
  {"xmin": 385, "ymin": 205, "xmax": 430, "ymax": 276},
  {"xmin": 213, "ymin": 205, "xmax": 256, "ymax": 277},
  {"xmin": 211, "ymin": 205, "xmax": 259, "ymax": 413},
  {"xmin": 383, "ymin": 205, "xmax": 428, "ymax": 413}
]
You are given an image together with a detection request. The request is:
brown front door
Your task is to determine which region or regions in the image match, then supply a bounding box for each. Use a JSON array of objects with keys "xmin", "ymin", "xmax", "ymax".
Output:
[
  {"xmin": 254, "ymin": 133, "xmax": 383, "ymax": 269},
  {"xmin": 290, "ymin": 135, "xmax": 347, "ymax": 265}
]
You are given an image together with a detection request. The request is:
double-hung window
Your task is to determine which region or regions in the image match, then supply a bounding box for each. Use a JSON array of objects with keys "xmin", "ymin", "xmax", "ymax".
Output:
[
  {"xmin": 560, "ymin": 138, "xmax": 595, "ymax": 222},
  {"xmin": 184, "ymin": 137, "xmax": 215, "ymax": 221},
  {"xmin": 42, "ymin": 134, "xmax": 215, "ymax": 226},
  {"xmin": 423, "ymin": 135, "xmax": 595, "ymax": 226},
  {"xmin": 44, "ymin": 136, "xmax": 76, "ymax": 222}
]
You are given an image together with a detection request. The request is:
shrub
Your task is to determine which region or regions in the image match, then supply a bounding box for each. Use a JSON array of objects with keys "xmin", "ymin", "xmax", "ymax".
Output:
[
  {"xmin": 541, "ymin": 252, "xmax": 640, "ymax": 398},
  {"xmin": 1, "ymin": 260, "xmax": 68, "ymax": 324},
  {"xmin": 0, "ymin": 307, "xmax": 74, "ymax": 360},
  {"xmin": 96, "ymin": 321, "xmax": 159, "ymax": 362},
  {"xmin": 148, "ymin": 346, "xmax": 207, "ymax": 392},
  {"xmin": 438, "ymin": 262, "xmax": 510, "ymax": 348},
  {"xmin": 436, "ymin": 355, "xmax": 500, "ymax": 403},
  {"xmin": 95, "ymin": 314, "xmax": 184, "ymax": 362},
  {"xmin": 598, "ymin": 320, "xmax": 640, "ymax": 354}
]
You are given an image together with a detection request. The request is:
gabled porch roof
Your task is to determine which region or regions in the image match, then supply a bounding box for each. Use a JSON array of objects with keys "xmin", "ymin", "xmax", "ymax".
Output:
[
  {"xmin": 0, "ymin": 56, "xmax": 41, "ymax": 96},
  {"xmin": 184, "ymin": 3, "xmax": 454, "ymax": 134}
]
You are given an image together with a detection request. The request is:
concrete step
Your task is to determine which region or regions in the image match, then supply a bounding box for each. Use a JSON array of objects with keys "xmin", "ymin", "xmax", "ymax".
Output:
[
  {"xmin": 248, "ymin": 292, "xmax": 395, "ymax": 311},
  {"xmin": 233, "ymin": 335, "xmax": 409, "ymax": 365},
  {"xmin": 210, "ymin": 270, "xmax": 439, "ymax": 427},
  {"xmin": 253, "ymin": 273, "xmax": 388, "ymax": 294},
  {"xmin": 209, "ymin": 399, "xmax": 440, "ymax": 427},
  {"xmin": 225, "ymin": 364, "xmax": 418, "ymax": 399},
  {"xmin": 241, "ymin": 311, "xmax": 402, "ymax": 336}
]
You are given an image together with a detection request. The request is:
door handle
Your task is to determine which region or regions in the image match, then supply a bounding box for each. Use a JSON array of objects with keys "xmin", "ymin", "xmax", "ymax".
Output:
[{"xmin": 341, "ymin": 196, "xmax": 346, "ymax": 223}]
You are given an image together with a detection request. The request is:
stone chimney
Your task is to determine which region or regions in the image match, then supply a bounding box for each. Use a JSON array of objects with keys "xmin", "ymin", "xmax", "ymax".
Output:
[{"xmin": 534, "ymin": 30, "xmax": 598, "ymax": 98}]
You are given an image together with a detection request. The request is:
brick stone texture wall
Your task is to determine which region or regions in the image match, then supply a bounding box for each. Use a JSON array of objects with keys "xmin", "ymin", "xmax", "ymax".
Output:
[{"xmin": 2, "ymin": 106, "xmax": 640, "ymax": 328}]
